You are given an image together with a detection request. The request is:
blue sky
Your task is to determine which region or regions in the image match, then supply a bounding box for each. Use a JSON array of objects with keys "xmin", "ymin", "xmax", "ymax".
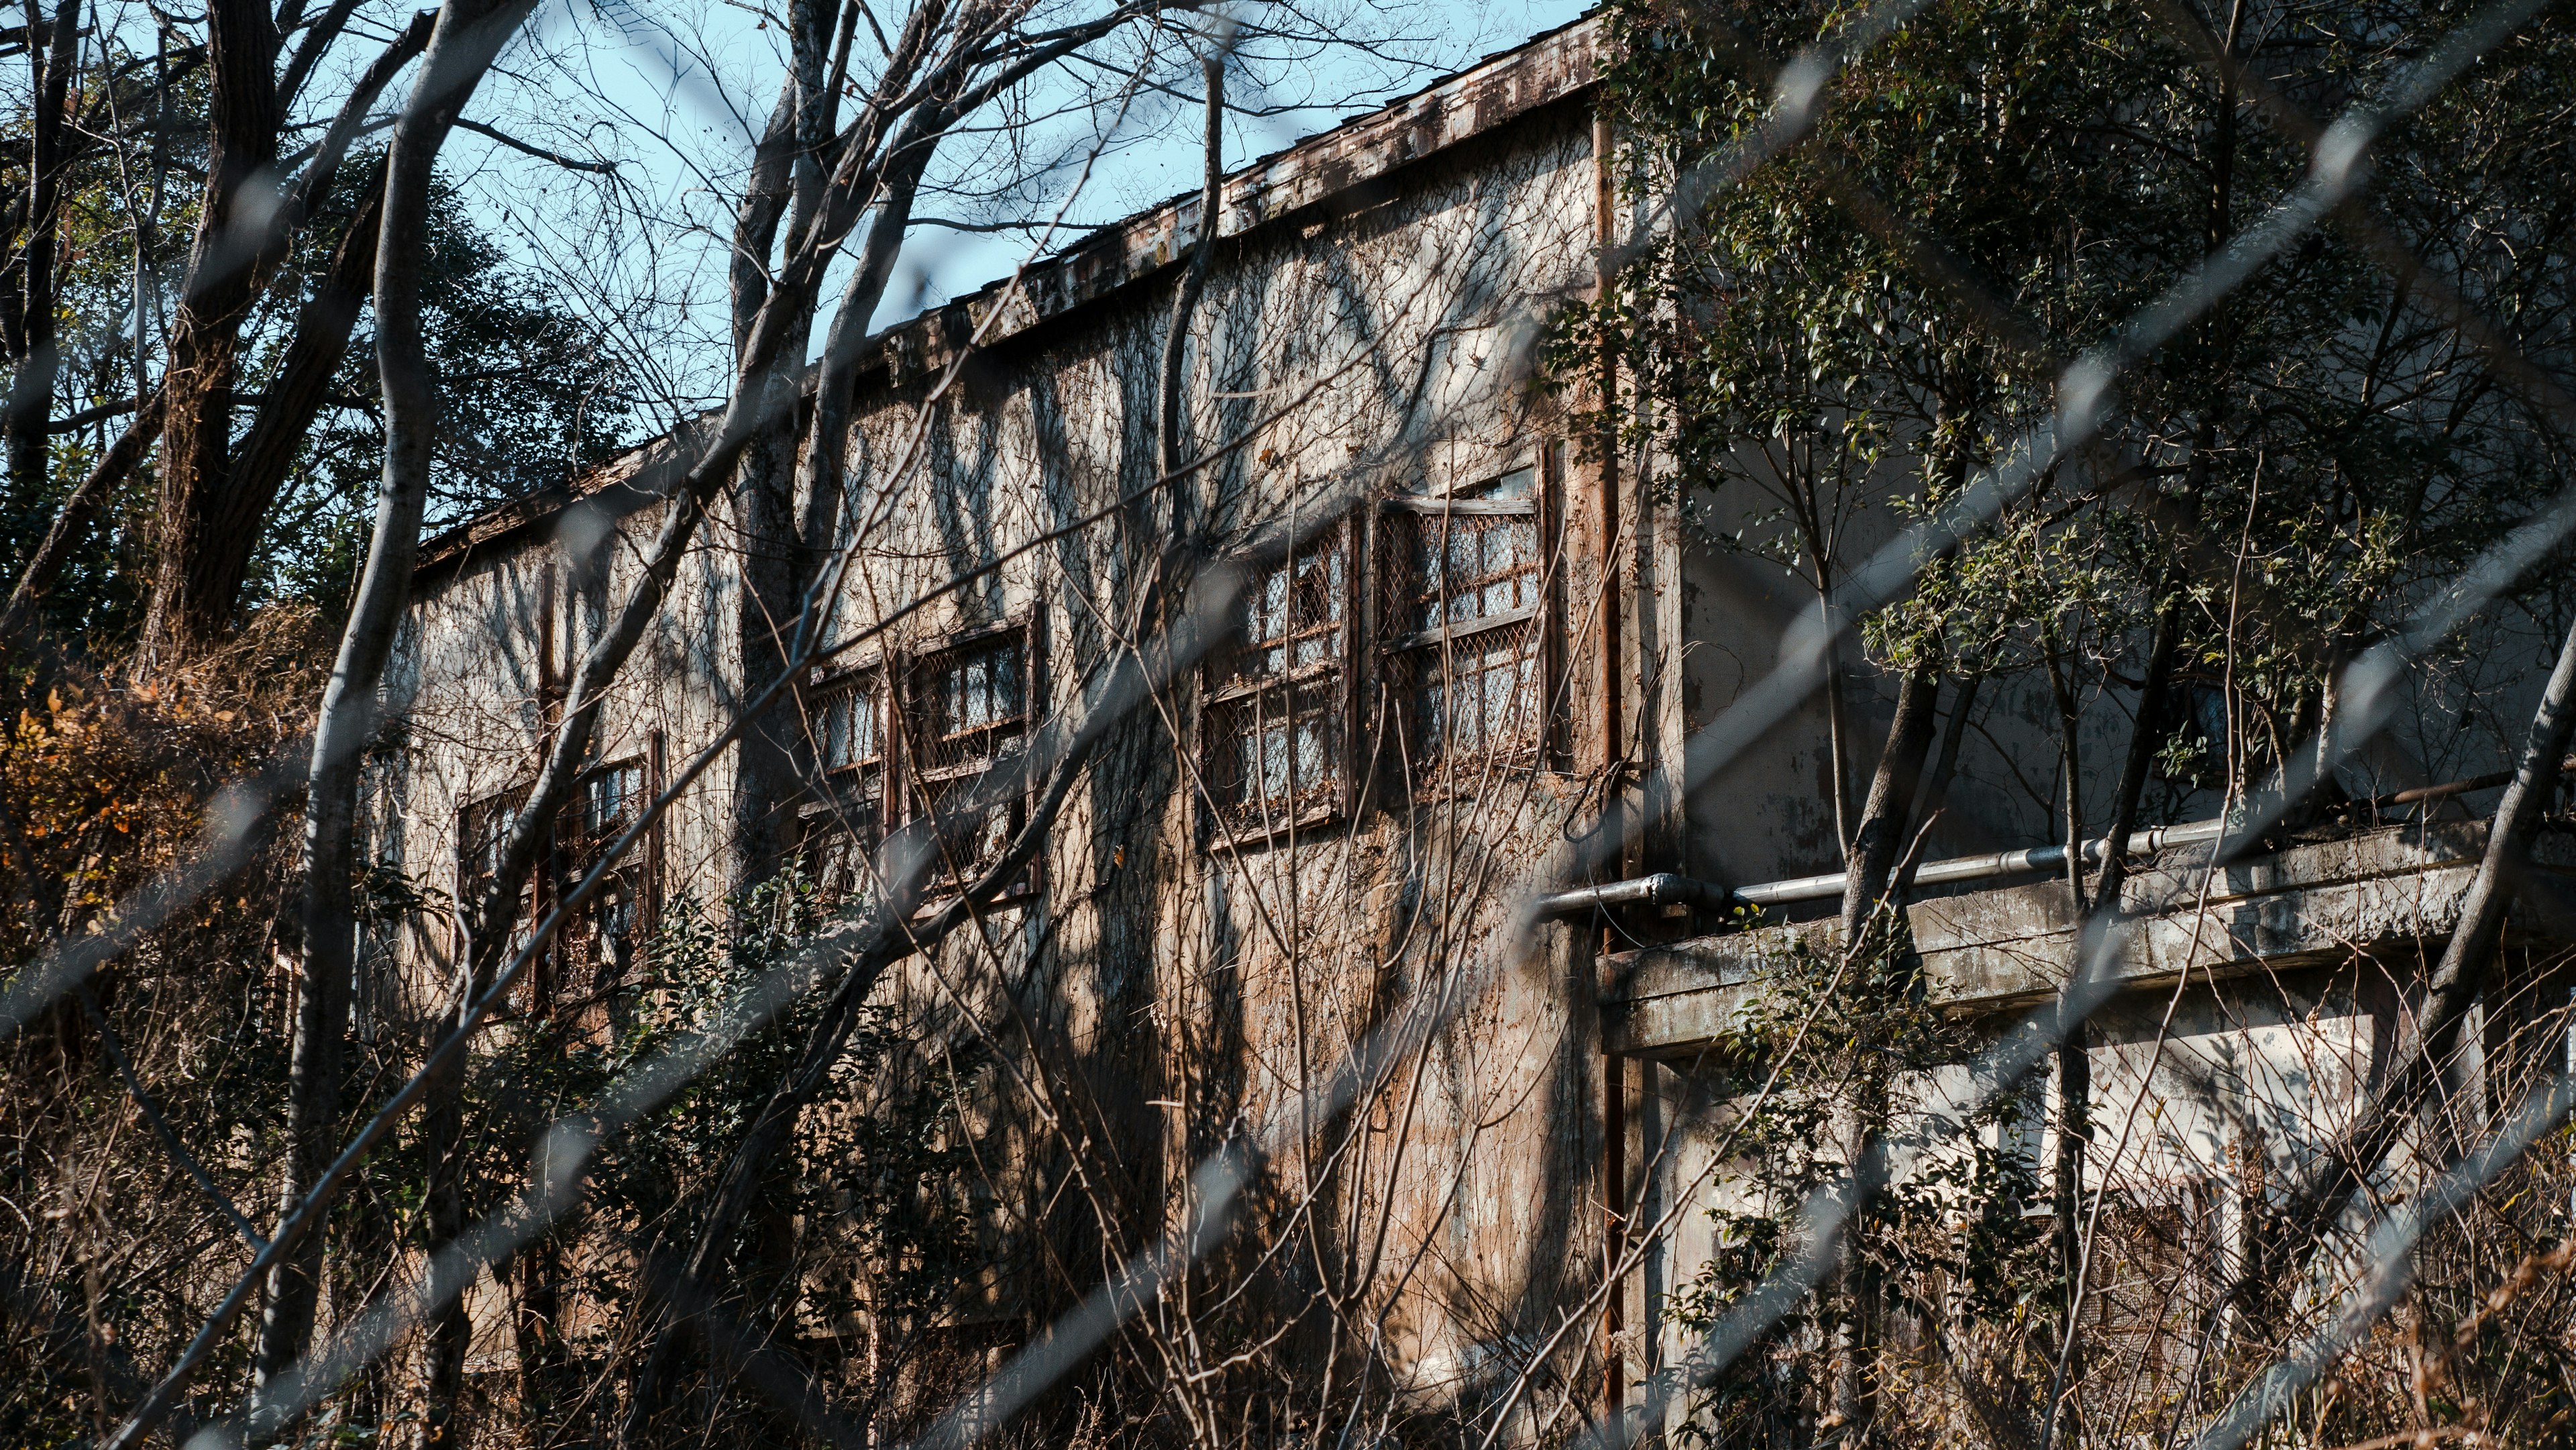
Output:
[{"xmin": 419, "ymin": 0, "xmax": 1593, "ymax": 423}]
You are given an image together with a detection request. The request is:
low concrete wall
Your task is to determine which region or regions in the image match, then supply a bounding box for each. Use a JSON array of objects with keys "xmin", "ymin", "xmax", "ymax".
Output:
[{"xmin": 1603, "ymin": 821, "xmax": 2576, "ymax": 1059}]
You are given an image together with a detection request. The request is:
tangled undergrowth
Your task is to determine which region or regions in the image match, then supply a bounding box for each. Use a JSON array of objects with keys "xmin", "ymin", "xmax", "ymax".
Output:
[{"xmin": 0, "ymin": 607, "xmax": 333, "ymax": 1446}]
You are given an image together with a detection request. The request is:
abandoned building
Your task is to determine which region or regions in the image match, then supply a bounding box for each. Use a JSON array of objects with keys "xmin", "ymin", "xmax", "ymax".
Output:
[{"xmin": 368, "ymin": 11, "xmax": 2576, "ymax": 1429}]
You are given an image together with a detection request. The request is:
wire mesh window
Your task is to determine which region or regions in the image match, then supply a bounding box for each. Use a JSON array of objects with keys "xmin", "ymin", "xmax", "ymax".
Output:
[
  {"xmin": 1382, "ymin": 467, "xmax": 1547, "ymax": 784},
  {"xmin": 801, "ymin": 813, "xmax": 878, "ymax": 907},
  {"xmin": 904, "ymin": 625, "xmax": 1036, "ymax": 886},
  {"xmin": 815, "ymin": 670, "xmax": 887, "ymax": 782},
  {"xmin": 457, "ymin": 784, "xmax": 533, "ymax": 919},
  {"xmin": 1230, "ymin": 530, "xmax": 1349, "ymax": 685},
  {"xmin": 1395, "ymin": 470, "xmax": 1540, "ymax": 635},
  {"xmin": 577, "ymin": 759, "xmax": 644, "ymax": 844},
  {"xmin": 559, "ymin": 758, "xmax": 648, "ymax": 1004},
  {"xmin": 911, "ymin": 630, "xmax": 1030, "ymax": 776},
  {"xmin": 2082, "ymin": 1185, "xmax": 2223, "ymax": 1387},
  {"xmin": 1206, "ymin": 525, "xmax": 1352, "ymax": 834},
  {"xmin": 802, "ymin": 666, "xmax": 890, "ymax": 905}
]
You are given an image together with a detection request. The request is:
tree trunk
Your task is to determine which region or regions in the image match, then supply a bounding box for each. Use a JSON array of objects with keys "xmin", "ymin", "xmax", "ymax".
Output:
[
  {"xmin": 2039, "ymin": 600, "xmax": 2180, "ymax": 1450},
  {"xmin": 1824, "ymin": 625, "xmax": 1857, "ymax": 854},
  {"xmin": 1826, "ymin": 662, "xmax": 1940, "ymax": 1443},
  {"xmin": 1838, "ymin": 665, "xmax": 1941, "ymax": 953},
  {"xmin": 3, "ymin": 0, "xmax": 80, "ymax": 508},
  {"xmin": 2090, "ymin": 604, "xmax": 2182, "ymax": 913},
  {"xmin": 429, "ymin": 76, "xmax": 938, "ymax": 1449},
  {"xmin": 2288, "ymin": 609, "xmax": 2576, "ymax": 1257},
  {"xmin": 509, "ymin": 1231, "xmax": 568, "ymax": 1426},
  {"xmin": 2040, "ymin": 641, "xmax": 2090, "ymax": 1445},
  {"xmin": 254, "ymin": 0, "xmax": 534, "ymax": 1414},
  {"xmin": 206, "ymin": 176, "xmax": 388, "ymax": 625},
  {"xmin": 1892, "ymin": 674, "xmax": 1977, "ymax": 900},
  {"xmin": 730, "ymin": 410, "xmax": 812, "ymax": 898},
  {"xmin": 142, "ymin": 0, "xmax": 280, "ymax": 662},
  {"xmin": 731, "ymin": 24, "xmax": 836, "ymax": 900},
  {"xmin": 621, "ymin": 619, "xmax": 1163, "ymax": 1439},
  {"xmin": 0, "ymin": 395, "xmax": 163, "ymax": 652},
  {"xmin": 628, "ymin": 56, "xmax": 1224, "ymax": 1439},
  {"xmin": 140, "ymin": 6, "xmax": 430, "ymax": 662}
]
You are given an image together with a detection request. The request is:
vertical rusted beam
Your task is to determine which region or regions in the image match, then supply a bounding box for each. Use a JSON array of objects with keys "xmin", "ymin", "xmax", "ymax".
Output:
[
  {"xmin": 1591, "ymin": 99, "xmax": 1631, "ymax": 1425},
  {"xmin": 645, "ymin": 729, "xmax": 667, "ymax": 950},
  {"xmin": 532, "ymin": 559, "xmax": 561, "ymax": 1011},
  {"xmin": 1590, "ymin": 109, "xmax": 1623, "ymax": 806},
  {"xmin": 1603, "ymin": 1043, "xmax": 1627, "ymax": 1414}
]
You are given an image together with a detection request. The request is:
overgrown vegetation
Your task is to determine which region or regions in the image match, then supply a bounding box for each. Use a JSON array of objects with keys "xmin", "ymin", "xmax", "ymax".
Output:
[
  {"xmin": 1558, "ymin": 0, "xmax": 2576, "ymax": 1441},
  {"xmin": 7, "ymin": 0, "xmax": 2576, "ymax": 1441}
]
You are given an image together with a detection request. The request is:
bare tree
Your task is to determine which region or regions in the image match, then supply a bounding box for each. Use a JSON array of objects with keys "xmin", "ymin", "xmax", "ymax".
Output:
[{"xmin": 254, "ymin": 0, "xmax": 539, "ymax": 1406}]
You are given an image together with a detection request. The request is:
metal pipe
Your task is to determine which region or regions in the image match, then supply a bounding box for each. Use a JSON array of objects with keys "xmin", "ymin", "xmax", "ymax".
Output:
[
  {"xmin": 1538, "ymin": 872, "xmax": 1735, "ymax": 919},
  {"xmin": 1551, "ymin": 752, "xmax": 2548, "ymax": 926},
  {"xmin": 1546, "ymin": 817, "xmax": 2233, "ymax": 920},
  {"xmin": 1733, "ymin": 817, "xmax": 2229, "ymax": 906}
]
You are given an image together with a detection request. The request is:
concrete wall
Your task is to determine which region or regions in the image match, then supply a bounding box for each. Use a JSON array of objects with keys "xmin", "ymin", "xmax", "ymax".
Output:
[{"xmin": 369, "ymin": 36, "xmax": 1640, "ymax": 1399}]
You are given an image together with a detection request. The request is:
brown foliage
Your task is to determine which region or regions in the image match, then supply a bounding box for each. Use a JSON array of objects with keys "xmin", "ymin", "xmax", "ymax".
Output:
[{"xmin": 0, "ymin": 609, "xmax": 329, "ymax": 1445}]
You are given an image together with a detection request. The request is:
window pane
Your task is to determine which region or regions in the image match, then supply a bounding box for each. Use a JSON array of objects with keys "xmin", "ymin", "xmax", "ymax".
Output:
[
  {"xmin": 582, "ymin": 762, "xmax": 642, "ymax": 837},
  {"xmin": 823, "ymin": 694, "xmax": 851, "ymax": 768},
  {"xmin": 1229, "ymin": 530, "xmax": 1348, "ymax": 686},
  {"xmin": 918, "ymin": 633, "xmax": 1030, "ymax": 773},
  {"xmin": 1412, "ymin": 619, "xmax": 1540, "ymax": 771},
  {"xmin": 921, "ymin": 773, "xmax": 1014, "ymax": 872},
  {"xmin": 802, "ymin": 813, "xmax": 873, "ymax": 906},
  {"xmin": 816, "ymin": 671, "xmax": 886, "ymax": 778},
  {"xmin": 1208, "ymin": 678, "xmax": 1342, "ymax": 827},
  {"xmin": 1405, "ymin": 511, "xmax": 1540, "ymax": 635}
]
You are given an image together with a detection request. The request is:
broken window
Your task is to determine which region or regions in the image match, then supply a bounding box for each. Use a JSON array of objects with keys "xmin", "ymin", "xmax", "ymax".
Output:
[
  {"xmin": 801, "ymin": 665, "xmax": 890, "ymax": 904},
  {"xmin": 904, "ymin": 623, "xmax": 1036, "ymax": 888},
  {"xmin": 1205, "ymin": 521, "xmax": 1352, "ymax": 835},
  {"xmin": 1382, "ymin": 466, "xmax": 1548, "ymax": 786},
  {"xmin": 456, "ymin": 754, "xmax": 657, "ymax": 1018},
  {"xmin": 2149, "ymin": 677, "xmax": 2231, "ymax": 790},
  {"xmin": 458, "ymin": 778, "xmax": 559, "ymax": 1014}
]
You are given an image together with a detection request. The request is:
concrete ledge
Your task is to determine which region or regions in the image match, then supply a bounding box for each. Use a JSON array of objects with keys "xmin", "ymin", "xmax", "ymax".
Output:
[
  {"xmin": 1603, "ymin": 821, "xmax": 2576, "ymax": 1060},
  {"xmin": 1602, "ymin": 918, "xmax": 1836, "ymax": 1061}
]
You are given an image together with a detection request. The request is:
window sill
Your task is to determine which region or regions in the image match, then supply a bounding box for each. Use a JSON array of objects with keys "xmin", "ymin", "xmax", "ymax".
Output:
[
  {"xmin": 914, "ymin": 756, "xmax": 1021, "ymax": 786},
  {"xmin": 911, "ymin": 877, "xmax": 1040, "ymax": 919},
  {"xmin": 1203, "ymin": 660, "xmax": 1342, "ymax": 706},
  {"xmin": 1384, "ymin": 604, "xmax": 1540, "ymax": 656},
  {"xmin": 1405, "ymin": 754, "xmax": 1548, "ymax": 804},
  {"xmin": 1205, "ymin": 805, "xmax": 1346, "ymax": 852}
]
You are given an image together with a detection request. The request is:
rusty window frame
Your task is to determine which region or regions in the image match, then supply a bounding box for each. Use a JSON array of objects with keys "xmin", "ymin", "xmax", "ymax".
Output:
[
  {"xmin": 800, "ymin": 661, "xmax": 893, "ymax": 904},
  {"xmin": 458, "ymin": 779, "xmax": 555, "ymax": 1015},
  {"xmin": 898, "ymin": 617, "xmax": 1041, "ymax": 894},
  {"xmin": 1379, "ymin": 463, "xmax": 1551, "ymax": 790},
  {"xmin": 1201, "ymin": 517, "xmax": 1356, "ymax": 842},
  {"xmin": 556, "ymin": 756, "xmax": 649, "ymax": 1007},
  {"xmin": 456, "ymin": 781, "xmax": 535, "ymax": 923}
]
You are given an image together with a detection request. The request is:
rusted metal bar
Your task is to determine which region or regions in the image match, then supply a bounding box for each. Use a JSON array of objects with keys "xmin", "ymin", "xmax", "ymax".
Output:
[{"xmin": 2375, "ymin": 754, "xmax": 2576, "ymax": 809}]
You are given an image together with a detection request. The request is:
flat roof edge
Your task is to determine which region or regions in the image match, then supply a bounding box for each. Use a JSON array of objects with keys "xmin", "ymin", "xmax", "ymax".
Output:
[{"xmin": 413, "ymin": 13, "xmax": 1601, "ymax": 582}]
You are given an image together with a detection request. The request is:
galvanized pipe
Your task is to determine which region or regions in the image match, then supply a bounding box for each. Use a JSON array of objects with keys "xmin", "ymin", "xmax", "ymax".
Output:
[
  {"xmin": 1542, "ymin": 816, "xmax": 2233, "ymax": 919},
  {"xmin": 1536, "ymin": 872, "xmax": 1736, "ymax": 919},
  {"xmin": 1736, "ymin": 817, "xmax": 2231, "ymax": 907}
]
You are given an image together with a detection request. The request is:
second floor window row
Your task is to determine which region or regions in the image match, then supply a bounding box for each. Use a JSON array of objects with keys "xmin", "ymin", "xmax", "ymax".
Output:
[
  {"xmin": 797, "ymin": 461, "xmax": 1554, "ymax": 851},
  {"xmin": 1211, "ymin": 462, "xmax": 1555, "ymax": 837}
]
